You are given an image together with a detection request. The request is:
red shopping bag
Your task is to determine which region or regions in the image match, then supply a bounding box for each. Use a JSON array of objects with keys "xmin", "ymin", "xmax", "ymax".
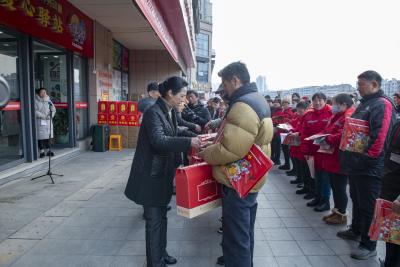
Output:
[
  {"xmin": 175, "ymin": 162, "xmax": 222, "ymax": 218},
  {"xmin": 222, "ymin": 145, "xmax": 273, "ymax": 198},
  {"xmin": 369, "ymin": 198, "xmax": 400, "ymax": 245},
  {"xmin": 340, "ymin": 118, "xmax": 370, "ymax": 153},
  {"xmin": 188, "ymin": 133, "xmax": 217, "ymax": 165}
]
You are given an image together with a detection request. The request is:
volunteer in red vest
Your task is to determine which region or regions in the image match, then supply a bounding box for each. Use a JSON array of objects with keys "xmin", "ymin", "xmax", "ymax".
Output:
[
  {"xmin": 315, "ymin": 94, "xmax": 355, "ymax": 222},
  {"xmin": 338, "ymin": 70, "xmax": 396, "ymax": 260},
  {"xmin": 298, "ymin": 93, "xmax": 332, "ymax": 203},
  {"xmin": 287, "ymin": 101, "xmax": 309, "ymax": 185},
  {"xmin": 279, "ymin": 98, "xmax": 295, "ymax": 170}
]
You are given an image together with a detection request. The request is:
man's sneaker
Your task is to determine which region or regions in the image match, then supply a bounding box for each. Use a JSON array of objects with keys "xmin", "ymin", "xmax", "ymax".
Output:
[
  {"xmin": 304, "ymin": 193, "xmax": 315, "ymax": 200},
  {"xmin": 297, "ymin": 183, "xmax": 304, "ymax": 188},
  {"xmin": 337, "ymin": 227, "xmax": 360, "ymax": 241},
  {"xmin": 323, "ymin": 208, "xmax": 338, "ymax": 221},
  {"xmin": 307, "ymin": 197, "xmax": 320, "ymax": 207},
  {"xmin": 296, "ymin": 188, "xmax": 308, "ymax": 195},
  {"xmin": 314, "ymin": 201, "xmax": 330, "ymax": 212},
  {"xmin": 350, "ymin": 246, "xmax": 377, "ymax": 260},
  {"xmin": 217, "ymin": 227, "xmax": 223, "ymax": 234},
  {"xmin": 216, "ymin": 256, "xmax": 224, "ymax": 266}
]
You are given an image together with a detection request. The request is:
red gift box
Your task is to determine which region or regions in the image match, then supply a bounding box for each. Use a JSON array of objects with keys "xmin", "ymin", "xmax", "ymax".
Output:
[
  {"xmin": 340, "ymin": 118, "xmax": 370, "ymax": 154},
  {"xmin": 176, "ymin": 163, "xmax": 222, "ymax": 218},
  {"xmin": 118, "ymin": 114, "xmax": 128, "ymax": 126},
  {"xmin": 369, "ymin": 198, "xmax": 400, "ymax": 245},
  {"xmin": 118, "ymin": 102, "xmax": 129, "ymax": 114},
  {"xmin": 97, "ymin": 113, "xmax": 108, "ymax": 125},
  {"xmin": 108, "ymin": 101, "xmax": 118, "ymax": 115},
  {"xmin": 108, "ymin": 114, "xmax": 118, "ymax": 126},
  {"xmin": 223, "ymin": 145, "xmax": 273, "ymax": 198},
  {"xmin": 128, "ymin": 102, "xmax": 139, "ymax": 115}
]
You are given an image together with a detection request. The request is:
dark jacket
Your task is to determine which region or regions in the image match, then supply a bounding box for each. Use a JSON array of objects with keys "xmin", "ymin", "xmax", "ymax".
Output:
[
  {"xmin": 184, "ymin": 103, "xmax": 211, "ymax": 127},
  {"xmin": 340, "ymin": 90, "xmax": 396, "ymax": 178},
  {"xmin": 381, "ymin": 119, "xmax": 400, "ymax": 201},
  {"xmin": 138, "ymin": 97, "xmax": 157, "ymax": 114},
  {"xmin": 125, "ymin": 98, "xmax": 192, "ymax": 206},
  {"xmin": 176, "ymin": 112, "xmax": 198, "ymax": 134}
]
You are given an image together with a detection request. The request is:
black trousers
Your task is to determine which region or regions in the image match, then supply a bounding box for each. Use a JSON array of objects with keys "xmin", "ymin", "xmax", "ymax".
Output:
[
  {"xmin": 292, "ymin": 158, "xmax": 302, "ymax": 182},
  {"xmin": 143, "ymin": 206, "xmax": 168, "ymax": 267},
  {"xmin": 349, "ymin": 175, "xmax": 381, "ymax": 251},
  {"xmin": 385, "ymin": 242, "xmax": 400, "ymax": 267},
  {"xmin": 38, "ymin": 139, "xmax": 50, "ymax": 150},
  {"xmin": 282, "ymin": 144, "xmax": 290, "ymax": 167},
  {"xmin": 300, "ymin": 160, "xmax": 314, "ymax": 193},
  {"xmin": 329, "ymin": 173, "xmax": 348, "ymax": 214},
  {"xmin": 271, "ymin": 135, "xmax": 281, "ymax": 163}
]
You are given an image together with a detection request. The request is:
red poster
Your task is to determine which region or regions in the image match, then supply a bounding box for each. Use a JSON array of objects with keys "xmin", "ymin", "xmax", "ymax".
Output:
[
  {"xmin": 75, "ymin": 102, "xmax": 88, "ymax": 109},
  {"xmin": 108, "ymin": 101, "xmax": 117, "ymax": 115},
  {"xmin": 128, "ymin": 102, "xmax": 139, "ymax": 115},
  {"xmin": 98, "ymin": 101, "xmax": 108, "ymax": 114},
  {"xmin": 108, "ymin": 114, "xmax": 118, "ymax": 126},
  {"xmin": 118, "ymin": 114, "xmax": 128, "ymax": 126},
  {"xmin": 97, "ymin": 113, "xmax": 107, "ymax": 125},
  {"xmin": 127, "ymin": 114, "xmax": 139, "ymax": 127},
  {"xmin": 0, "ymin": 0, "xmax": 93, "ymax": 57},
  {"xmin": 118, "ymin": 101, "xmax": 128, "ymax": 115}
]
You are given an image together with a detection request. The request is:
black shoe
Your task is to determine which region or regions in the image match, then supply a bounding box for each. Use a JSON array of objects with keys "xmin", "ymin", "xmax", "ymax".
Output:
[
  {"xmin": 304, "ymin": 193, "xmax": 315, "ymax": 200},
  {"xmin": 307, "ymin": 198, "xmax": 320, "ymax": 207},
  {"xmin": 46, "ymin": 151, "xmax": 54, "ymax": 157},
  {"xmin": 286, "ymin": 171, "xmax": 296, "ymax": 176},
  {"xmin": 337, "ymin": 227, "xmax": 361, "ymax": 241},
  {"xmin": 314, "ymin": 201, "xmax": 330, "ymax": 212},
  {"xmin": 167, "ymin": 206, "xmax": 172, "ymax": 211},
  {"xmin": 290, "ymin": 178, "xmax": 302, "ymax": 184},
  {"xmin": 163, "ymin": 254, "xmax": 177, "ymax": 265},
  {"xmin": 274, "ymin": 161, "xmax": 281, "ymax": 166},
  {"xmin": 216, "ymin": 256, "xmax": 224, "ymax": 266},
  {"xmin": 217, "ymin": 227, "xmax": 223, "ymax": 234},
  {"xmin": 296, "ymin": 188, "xmax": 308, "ymax": 195},
  {"xmin": 297, "ymin": 183, "xmax": 304, "ymax": 188},
  {"xmin": 39, "ymin": 152, "xmax": 45, "ymax": 158},
  {"xmin": 279, "ymin": 165, "xmax": 290, "ymax": 170},
  {"xmin": 219, "ymin": 217, "xmax": 223, "ymax": 222}
]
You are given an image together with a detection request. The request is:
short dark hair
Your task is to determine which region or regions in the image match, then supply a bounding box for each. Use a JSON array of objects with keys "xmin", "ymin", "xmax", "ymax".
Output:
[
  {"xmin": 296, "ymin": 101, "xmax": 308, "ymax": 110},
  {"xmin": 358, "ymin": 70, "xmax": 382, "ymax": 88},
  {"xmin": 212, "ymin": 97, "xmax": 221, "ymax": 104},
  {"xmin": 393, "ymin": 93, "xmax": 400, "ymax": 98},
  {"xmin": 187, "ymin": 90, "xmax": 199, "ymax": 98},
  {"xmin": 334, "ymin": 93, "xmax": 354, "ymax": 108},
  {"xmin": 36, "ymin": 87, "xmax": 46, "ymax": 95},
  {"xmin": 218, "ymin": 61, "xmax": 250, "ymax": 84},
  {"xmin": 292, "ymin": 93, "xmax": 300, "ymax": 99},
  {"xmin": 158, "ymin": 76, "xmax": 188, "ymax": 98},
  {"xmin": 264, "ymin": 95, "xmax": 271, "ymax": 100},
  {"xmin": 312, "ymin": 92, "xmax": 327, "ymax": 101},
  {"xmin": 147, "ymin": 82, "xmax": 159, "ymax": 92}
]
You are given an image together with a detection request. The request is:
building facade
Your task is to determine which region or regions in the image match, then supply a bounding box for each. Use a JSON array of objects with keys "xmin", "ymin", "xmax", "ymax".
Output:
[
  {"xmin": 190, "ymin": 0, "xmax": 215, "ymax": 94},
  {"xmin": 265, "ymin": 84, "xmax": 356, "ymax": 99},
  {"xmin": 256, "ymin": 75, "xmax": 268, "ymax": 93},
  {"xmin": 0, "ymin": 0, "xmax": 198, "ymax": 172}
]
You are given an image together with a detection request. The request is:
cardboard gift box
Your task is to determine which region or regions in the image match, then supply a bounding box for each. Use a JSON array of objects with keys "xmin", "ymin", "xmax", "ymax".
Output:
[
  {"xmin": 340, "ymin": 117, "xmax": 370, "ymax": 154},
  {"xmin": 176, "ymin": 163, "xmax": 222, "ymax": 219},
  {"xmin": 369, "ymin": 198, "xmax": 400, "ymax": 245}
]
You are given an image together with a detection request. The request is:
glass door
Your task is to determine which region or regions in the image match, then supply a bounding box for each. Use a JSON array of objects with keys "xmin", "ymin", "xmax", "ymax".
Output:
[
  {"xmin": 33, "ymin": 41, "xmax": 69, "ymax": 147},
  {"xmin": 0, "ymin": 30, "xmax": 23, "ymax": 167}
]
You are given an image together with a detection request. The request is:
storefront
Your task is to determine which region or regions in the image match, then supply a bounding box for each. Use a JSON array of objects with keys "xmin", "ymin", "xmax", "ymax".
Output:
[{"xmin": 0, "ymin": 0, "xmax": 93, "ymax": 170}]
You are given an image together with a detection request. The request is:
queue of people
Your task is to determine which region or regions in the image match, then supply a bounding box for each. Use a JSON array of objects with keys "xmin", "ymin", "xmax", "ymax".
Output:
[{"xmin": 123, "ymin": 66, "xmax": 400, "ymax": 267}]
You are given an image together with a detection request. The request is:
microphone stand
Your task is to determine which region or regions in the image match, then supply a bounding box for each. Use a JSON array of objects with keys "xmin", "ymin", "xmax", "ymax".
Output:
[{"xmin": 31, "ymin": 106, "xmax": 63, "ymax": 184}]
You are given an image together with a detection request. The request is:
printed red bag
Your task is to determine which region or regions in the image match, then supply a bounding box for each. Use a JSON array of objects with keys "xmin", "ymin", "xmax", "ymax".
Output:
[
  {"xmin": 369, "ymin": 198, "xmax": 400, "ymax": 245},
  {"xmin": 222, "ymin": 145, "xmax": 273, "ymax": 198},
  {"xmin": 340, "ymin": 118, "xmax": 370, "ymax": 153}
]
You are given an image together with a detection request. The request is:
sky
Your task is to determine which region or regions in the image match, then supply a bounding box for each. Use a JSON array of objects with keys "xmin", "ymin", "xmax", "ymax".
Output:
[{"xmin": 211, "ymin": 0, "xmax": 400, "ymax": 91}]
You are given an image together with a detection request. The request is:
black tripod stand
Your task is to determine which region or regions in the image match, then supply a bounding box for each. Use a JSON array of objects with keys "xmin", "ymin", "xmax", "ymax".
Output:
[{"xmin": 31, "ymin": 108, "xmax": 63, "ymax": 184}]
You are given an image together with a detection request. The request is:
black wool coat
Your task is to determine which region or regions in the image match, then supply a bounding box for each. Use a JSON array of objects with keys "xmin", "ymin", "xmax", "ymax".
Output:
[{"xmin": 125, "ymin": 98, "xmax": 191, "ymax": 206}]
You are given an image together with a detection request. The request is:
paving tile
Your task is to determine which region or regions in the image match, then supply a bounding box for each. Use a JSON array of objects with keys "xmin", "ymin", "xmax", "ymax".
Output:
[
  {"xmin": 0, "ymin": 239, "xmax": 39, "ymax": 267},
  {"xmin": 275, "ymin": 208, "xmax": 302, "ymax": 218},
  {"xmin": 338, "ymin": 255, "xmax": 380, "ymax": 267},
  {"xmin": 265, "ymin": 193, "xmax": 287, "ymax": 201},
  {"xmin": 288, "ymin": 228, "xmax": 321, "ymax": 241},
  {"xmin": 111, "ymin": 256, "xmax": 146, "ymax": 267},
  {"xmin": 268, "ymin": 241, "xmax": 303, "ymax": 256},
  {"xmin": 314, "ymin": 226, "xmax": 344, "ymax": 240},
  {"xmin": 9, "ymin": 216, "xmax": 64, "ymax": 240},
  {"xmin": 117, "ymin": 241, "xmax": 146, "ymax": 256},
  {"xmin": 46, "ymin": 225, "xmax": 106, "ymax": 240},
  {"xmin": 297, "ymin": 241, "xmax": 335, "ymax": 256},
  {"xmin": 253, "ymin": 256, "xmax": 279, "ymax": 267},
  {"xmin": 256, "ymin": 208, "xmax": 279, "ymax": 218},
  {"xmin": 257, "ymin": 218, "xmax": 284, "ymax": 229},
  {"xmin": 307, "ymin": 255, "xmax": 346, "ymax": 267},
  {"xmin": 254, "ymin": 241, "xmax": 273, "ymax": 257},
  {"xmin": 262, "ymin": 228, "xmax": 293, "ymax": 241},
  {"xmin": 275, "ymin": 256, "xmax": 312, "ymax": 267},
  {"xmin": 282, "ymin": 217, "xmax": 310, "ymax": 228},
  {"xmin": 324, "ymin": 239, "xmax": 359, "ymax": 255}
]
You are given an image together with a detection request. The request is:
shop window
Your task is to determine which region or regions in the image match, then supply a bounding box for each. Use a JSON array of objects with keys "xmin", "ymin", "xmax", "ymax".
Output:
[
  {"xmin": 73, "ymin": 55, "xmax": 89, "ymax": 140},
  {"xmin": 0, "ymin": 30, "xmax": 23, "ymax": 166},
  {"xmin": 196, "ymin": 33, "xmax": 209, "ymax": 58},
  {"xmin": 111, "ymin": 40, "xmax": 129, "ymax": 101},
  {"xmin": 197, "ymin": 61, "xmax": 209, "ymax": 83}
]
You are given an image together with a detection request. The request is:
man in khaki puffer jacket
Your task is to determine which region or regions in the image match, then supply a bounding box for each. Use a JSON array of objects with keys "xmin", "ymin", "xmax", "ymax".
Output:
[{"xmin": 199, "ymin": 62, "xmax": 273, "ymax": 267}]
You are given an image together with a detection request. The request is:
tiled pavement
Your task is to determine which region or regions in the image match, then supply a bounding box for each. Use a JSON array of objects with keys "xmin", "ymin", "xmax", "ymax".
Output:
[{"xmin": 0, "ymin": 150, "xmax": 384, "ymax": 267}]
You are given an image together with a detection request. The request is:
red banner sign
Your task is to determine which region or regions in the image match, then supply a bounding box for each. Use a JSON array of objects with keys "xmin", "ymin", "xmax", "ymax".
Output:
[
  {"xmin": 0, "ymin": 0, "xmax": 93, "ymax": 58},
  {"xmin": 53, "ymin": 102, "xmax": 68, "ymax": 109},
  {"xmin": 97, "ymin": 113, "xmax": 107, "ymax": 125},
  {"xmin": 108, "ymin": 114, "xmax": 118, "ymax": 126},
  {"xmin": 0, "ymin": 101, "xmax": 21, "ymax": 111},
  {"xmin": 75, "ymin": 102, "xmax": 88, "ymax": 109},
  {"xmin": 118, "ymin": 101, "xmax": 128, "ymax": 115}
]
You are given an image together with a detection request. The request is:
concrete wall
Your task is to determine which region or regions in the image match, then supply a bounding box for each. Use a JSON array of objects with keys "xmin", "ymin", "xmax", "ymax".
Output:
[{"xmin": 128, "ymin": 50, "xmax": 181, "ymax": 100}]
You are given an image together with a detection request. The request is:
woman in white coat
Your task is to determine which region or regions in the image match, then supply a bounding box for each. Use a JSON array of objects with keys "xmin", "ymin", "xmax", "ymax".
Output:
[{"xmin": 35, "ymin": 88, "xmax": 56, "ymax": 158}]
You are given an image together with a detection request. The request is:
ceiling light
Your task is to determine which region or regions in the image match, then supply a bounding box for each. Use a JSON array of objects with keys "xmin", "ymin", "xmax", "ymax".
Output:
[
  {"xmin": 53, "ymin": 55, "xmax": 59, "ymax": 58},
  {"xmin": 3, "ymin": 43, "xmax": 10, "ymax": 47},
  {"xmin": 0, "ymin": 31, "xmax": 3, "ymax": 34}
]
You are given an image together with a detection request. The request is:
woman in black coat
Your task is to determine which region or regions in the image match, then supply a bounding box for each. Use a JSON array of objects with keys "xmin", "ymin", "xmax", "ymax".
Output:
[{"xmin": 125, "ymin": 76, "xmax": 201, "ymax": 267}]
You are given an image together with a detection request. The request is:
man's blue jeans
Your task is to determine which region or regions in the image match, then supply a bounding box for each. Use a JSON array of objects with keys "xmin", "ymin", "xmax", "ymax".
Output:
[{"xmin": 222, "ymin": 186, "xmax": 258, "ymax": 267}]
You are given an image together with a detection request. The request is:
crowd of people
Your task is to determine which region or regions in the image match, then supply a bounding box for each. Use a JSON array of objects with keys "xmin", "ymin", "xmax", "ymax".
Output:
[{"xmin": 125, "ymin": 63, "xmax": 400, "ymax": 267}]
